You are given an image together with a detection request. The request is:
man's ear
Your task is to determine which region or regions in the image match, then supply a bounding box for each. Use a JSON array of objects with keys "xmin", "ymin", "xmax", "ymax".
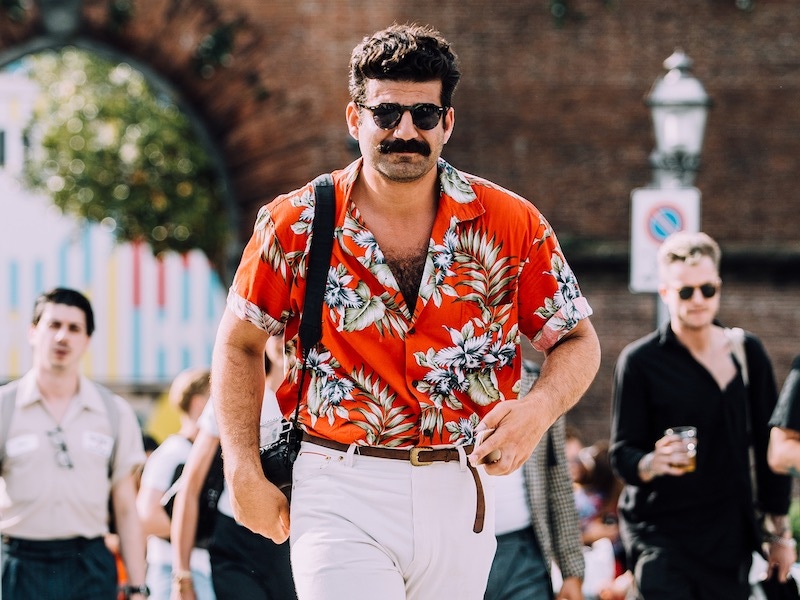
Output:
[
  {"xmin": 346, "ymin": 103, "xmax": 360, "ymax": 140},
  {"xmin": 442, "ymin": 107, "xmax": 455, "ymax": 144}
]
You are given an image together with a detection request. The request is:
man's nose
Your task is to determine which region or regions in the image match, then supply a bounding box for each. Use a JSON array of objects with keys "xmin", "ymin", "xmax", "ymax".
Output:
[{"xmin": 392, "ymin": 110, "xmax": 418, "ymax": 139}]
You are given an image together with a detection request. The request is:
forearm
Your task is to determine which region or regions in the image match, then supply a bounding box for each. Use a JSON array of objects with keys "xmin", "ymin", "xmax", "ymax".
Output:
[
  {"xmin": 114, "ymin": 485, "xmax": 147, "ymax": 587},
  {"xmin": 211, "ymin": 312, "xmax": 267, "ymax": 476},
  {"xmin": 524, "ymin": 319, "xmax": 601, "ymax": 422},
  {"xmin": 768, "ymin": 427, "xmax": 800, "ymax": 475},
  {"xmin": 136, "ymin": 487, "xmax": 172, "ymax": 539},
  {"xmin": 170, "ymin": 488, "xmax": 200, "ymax": 572}
]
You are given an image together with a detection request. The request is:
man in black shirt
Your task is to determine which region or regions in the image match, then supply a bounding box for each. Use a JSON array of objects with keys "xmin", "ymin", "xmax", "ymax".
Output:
[{"xmin": 609, "ymin": 231, "xmax": 795, "ymax": 600}]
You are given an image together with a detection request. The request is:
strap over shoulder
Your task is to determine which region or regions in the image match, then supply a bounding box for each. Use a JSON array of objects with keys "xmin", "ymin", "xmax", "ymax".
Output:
[{"xmin": 725, "ymin": 326, "xmax": 749, "ymax": 387}]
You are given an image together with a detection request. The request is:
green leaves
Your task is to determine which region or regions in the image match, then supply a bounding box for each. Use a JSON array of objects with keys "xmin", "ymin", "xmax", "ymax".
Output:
[{"xmin": 22, "ymin": 47, "xmax": 230, "ymax": 271}]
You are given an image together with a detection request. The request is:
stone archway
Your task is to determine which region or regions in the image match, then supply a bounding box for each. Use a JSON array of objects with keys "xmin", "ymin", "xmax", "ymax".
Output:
[{"xmin": 0, "ymin": 0, "xmax": 338, "ymax": 284}]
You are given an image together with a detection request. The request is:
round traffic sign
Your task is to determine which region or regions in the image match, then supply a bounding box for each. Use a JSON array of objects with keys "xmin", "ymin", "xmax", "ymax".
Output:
[{"xmin": 647, "ymin": 204, "xmax": 684, "ymax": 242}]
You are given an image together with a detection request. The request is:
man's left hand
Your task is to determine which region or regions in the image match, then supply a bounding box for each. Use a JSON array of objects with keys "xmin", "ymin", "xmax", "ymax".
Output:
[
  {"xmin": 767, "ymin": 538, "xmax": 797, "ymax": 582},
  {"xmin": 468, "ymin": 399, "xmax": 545, "ymax": 474}
]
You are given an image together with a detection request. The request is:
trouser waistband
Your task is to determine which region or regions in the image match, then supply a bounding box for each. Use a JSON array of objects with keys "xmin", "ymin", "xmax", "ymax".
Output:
[
  {"xmin": 2, "ymin": 536, "xmax": 104, "ymax": 558},
  {"xmin": 301, "ymin": 433, "xmax": 486, "ymax": 533},
  {"xmin": 496, "ymin": 525, "xmax": 535, "ymax": 543}
]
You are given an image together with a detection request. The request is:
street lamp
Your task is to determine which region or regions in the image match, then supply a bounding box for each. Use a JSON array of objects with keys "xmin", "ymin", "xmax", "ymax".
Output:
[
  {"xmin": 645, "ymin": 49, "xmax": 712, "ymax": 189},
  {"xmin": 630, "ymin": 50, "xmax": 711, "ymax": 326}
]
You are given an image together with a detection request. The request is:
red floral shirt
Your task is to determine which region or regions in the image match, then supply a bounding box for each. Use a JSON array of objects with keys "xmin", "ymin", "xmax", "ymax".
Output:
[{"xmin": 228, "ymin": 158, "xmax": 593, "ymax": 448}]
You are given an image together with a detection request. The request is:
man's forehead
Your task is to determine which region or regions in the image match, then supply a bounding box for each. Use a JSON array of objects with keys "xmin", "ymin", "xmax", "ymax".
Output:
[
  {"xmin": 364, "ymin": 78, "xmax": 442, "ymax": 101},
  {"xmin": 661, "ymin": 256, "xmax": 719, "ymax": 282},
  {"xmin": 40, "ymin": 303, "xmax": 87, "ymax": 327}
]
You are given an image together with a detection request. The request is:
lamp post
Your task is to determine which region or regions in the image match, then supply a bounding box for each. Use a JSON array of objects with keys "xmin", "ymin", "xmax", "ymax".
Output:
[
  {"xmin": 629, "ymin": 50, "xmax": 711, "ymax": 325},
  {"xmin": 645, "ymin": 49, "xmax": 712, "ymax": 188}
]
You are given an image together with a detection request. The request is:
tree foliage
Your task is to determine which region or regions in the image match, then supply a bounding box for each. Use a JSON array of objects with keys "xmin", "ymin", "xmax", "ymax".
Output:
[{"xmin": 22, "ymin": 47, "xmax": 230, "ymax": 271}]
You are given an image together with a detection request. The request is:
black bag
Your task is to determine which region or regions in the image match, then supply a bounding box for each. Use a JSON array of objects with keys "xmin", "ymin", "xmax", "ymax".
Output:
[
  {"xmin": 754, "ymin": 572, "xmax": 800, "ymax": 600},
  {"xmin": 259, "ymin": 425, "xmax": 302, "ymax": 501},
  {"xmin": 161, "ymin": 444, "xmax": 225, "ymax": 549},
  {"xmin": 257, "ymin": 173, "xmax": 335, "ymax": 500}
]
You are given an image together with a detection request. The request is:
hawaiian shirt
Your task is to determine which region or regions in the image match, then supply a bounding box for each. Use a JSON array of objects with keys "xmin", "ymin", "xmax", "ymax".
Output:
[{"xmin": 227, "ymin": 158, "xmax": 593, "ymax": 448}]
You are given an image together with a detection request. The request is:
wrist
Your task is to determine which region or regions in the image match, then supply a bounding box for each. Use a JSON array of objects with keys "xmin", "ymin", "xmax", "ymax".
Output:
[
  {"xmin": 172, "ymin": 569, "xmax": 194, "ymax": 589},
  {"xmin": 765, "ymin": 532, "xmax": 797, "ymax": 549},
  {"xmin": 638, "ymin": 452, "xmax": 656, "ymax": 481},
  {"xmin": 768, "ymin": 514, "xmax": 790, "ymax": 537},
  {"xmin": 121, "ymin": 583, "xmax": 151, "ymax": 598}
]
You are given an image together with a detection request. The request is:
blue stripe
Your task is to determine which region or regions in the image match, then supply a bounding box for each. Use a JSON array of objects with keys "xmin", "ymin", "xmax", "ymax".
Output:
[
  {"xmin": 157, "ymin": 346, "xmax": 166, "ymax": 380},
  {"xmin": 58, "ymin": 240, "xmax": 69, "ymax": 286},
  {"xmin": 34, "ymin": 261, "xmax": 44, "ymax": 295},
  {"xmin": 81, "ymin": 226, "xmax": 92, "ymax": 287},
  {"xmin": 9, "ymin": 261, "xmax": 19, "ymax": 309}
]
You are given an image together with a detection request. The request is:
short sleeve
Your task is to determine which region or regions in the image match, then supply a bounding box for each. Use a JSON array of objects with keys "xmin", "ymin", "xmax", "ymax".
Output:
[{"xmin": 769, "ymin": 356, "xmax": 800, "ymax": 430}]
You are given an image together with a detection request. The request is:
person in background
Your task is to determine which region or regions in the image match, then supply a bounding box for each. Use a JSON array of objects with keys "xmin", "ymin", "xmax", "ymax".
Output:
[
  {"xmin": 137, "ymin": 369, "xmax": 215, "ymax": 600},
  {"xmin": 170, "ymin": 335, "xmax": 296, "ymax": 600},
  {"xmin": 573, "ymin": 440, "xmax": 625, "ymax": 597},
  {"xmin": 111, "ymin": 433, "xmax": 162, "ymax": 598},
  {"xmin": 767, "ymin": 355, "xmax": 800, "ymax": 476},
  {"xmin": 565, "ymin": 426, "xmax": 585, "ymax": 485},
  {"xmin": 211, "ymin": 22, "xmax": 600, "ymax": 600},
  {"xmin": 609, "ymin": 231, "xmax": 794, "ymax": 600},
  {"xmin": 573, "ymin": 441, "xmax": 624, "ymax": 570},
  {"xmin": 0, "ymin": 287, "xmax": 148, "ymax": 599},
  {"xmin": 485, "ymin": 359, "xmax": 584, "ymax": 600}
]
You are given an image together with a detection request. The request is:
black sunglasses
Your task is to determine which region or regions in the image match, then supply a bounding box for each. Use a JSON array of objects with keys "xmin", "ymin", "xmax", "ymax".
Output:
[
  {"xmin": 676, "ymin": 283, "xmax": 719, "ymax": 300},
  {"xmin": 358, "ymin": 103, "xmax": 447, "ymax": 130}
]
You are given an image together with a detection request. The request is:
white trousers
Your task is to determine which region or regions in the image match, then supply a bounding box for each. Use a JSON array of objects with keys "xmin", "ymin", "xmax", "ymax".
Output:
[{"xmin": 289, "ymin": 441, "xmax": 497, "ymax": 600}]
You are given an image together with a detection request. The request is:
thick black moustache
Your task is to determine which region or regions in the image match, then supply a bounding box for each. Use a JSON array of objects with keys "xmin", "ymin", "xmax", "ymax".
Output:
[{"xmin": 378, "ymin": 139, "xmax": 431, "ymax": 156}]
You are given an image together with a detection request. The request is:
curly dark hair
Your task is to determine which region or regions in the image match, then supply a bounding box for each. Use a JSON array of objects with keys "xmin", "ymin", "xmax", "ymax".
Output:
[{"xmin": 348, "ymin": 23, "xmax": 461, "ymax": 107}]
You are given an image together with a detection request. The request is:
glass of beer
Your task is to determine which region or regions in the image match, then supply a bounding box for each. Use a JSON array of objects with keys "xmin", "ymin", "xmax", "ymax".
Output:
[{"xmin": 665, "ymin": 426, "xmax": 697, "ymax": 473}]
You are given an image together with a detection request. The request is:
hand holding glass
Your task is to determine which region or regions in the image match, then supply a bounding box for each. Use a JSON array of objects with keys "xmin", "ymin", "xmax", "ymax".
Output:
[{"xmin": 664, "ymin": 426, "xmax": 697, "ymax": 473}]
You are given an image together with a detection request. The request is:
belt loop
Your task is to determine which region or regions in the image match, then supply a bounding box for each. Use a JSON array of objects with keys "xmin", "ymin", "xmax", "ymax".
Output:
[
  {"xmin": 345, "ymin": 443, "xmax": 358, "ymax": 467},
  {"xmin": 457, "ymin": 445, "xmax": 468, "ymax": 471}
]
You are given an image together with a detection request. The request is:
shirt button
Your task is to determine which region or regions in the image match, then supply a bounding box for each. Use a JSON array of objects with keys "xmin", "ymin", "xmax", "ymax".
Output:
[{"xmin": 408, "ymin": 327, "xmax": 416, "ymax": 335}]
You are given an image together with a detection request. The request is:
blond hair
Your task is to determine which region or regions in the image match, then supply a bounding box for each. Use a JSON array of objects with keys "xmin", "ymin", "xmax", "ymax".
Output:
[
  {"xmin": 168, "ymin": 367, "xmax": 210, "ymax": 414},
  {"xmin": 657, "ymin": 231, "xmax": 721, "ymax": 277}
]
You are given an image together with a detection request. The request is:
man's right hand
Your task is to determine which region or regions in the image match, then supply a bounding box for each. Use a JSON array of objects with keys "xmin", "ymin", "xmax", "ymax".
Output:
[
  {"xmin": 228, "ymin": 465, "xmax": 290, "ymax": 543},
  {"xmin": 640, "ymin": 434, "xmax": 695, "ymax": 481}
]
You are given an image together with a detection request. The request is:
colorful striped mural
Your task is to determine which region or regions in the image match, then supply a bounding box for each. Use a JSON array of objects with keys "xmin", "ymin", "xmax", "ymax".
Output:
[
  {"xmin": 0, "ymin": 186, "xmax": 228, "ymax": 387},
  {"xmin": 0, "ymin": 70, "xmax": 229, "ymax": 388}
]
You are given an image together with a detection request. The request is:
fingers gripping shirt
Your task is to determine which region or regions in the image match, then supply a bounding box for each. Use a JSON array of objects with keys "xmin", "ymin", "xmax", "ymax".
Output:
[{"xmin": 227, "ymin": 158, "xmax": 593, "ymax": 448}]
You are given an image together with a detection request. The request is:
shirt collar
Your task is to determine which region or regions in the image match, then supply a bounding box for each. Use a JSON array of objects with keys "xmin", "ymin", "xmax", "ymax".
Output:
[
  {"xmin": 16, "ymin": 371, "xmax": 105, "ymax": 414},
  {"xmin": 340, "ymin": 157, "xmax": 484, "ymax": 224}
]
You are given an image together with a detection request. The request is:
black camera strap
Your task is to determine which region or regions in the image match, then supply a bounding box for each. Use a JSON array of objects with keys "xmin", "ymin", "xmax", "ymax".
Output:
[{"xmin": 291, "ymin": 173, "xmax": 336, "ymax": 431}]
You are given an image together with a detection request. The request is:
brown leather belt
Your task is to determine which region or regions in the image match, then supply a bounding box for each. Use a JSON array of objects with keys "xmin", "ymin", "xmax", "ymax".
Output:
[{"xmin": 302, "ymin": 433, "xmax": 486, "ymax": 533}]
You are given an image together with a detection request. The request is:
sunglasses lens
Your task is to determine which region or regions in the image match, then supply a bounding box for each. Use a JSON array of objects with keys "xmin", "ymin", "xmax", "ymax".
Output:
[
  {"xmin": 700, "ymin": 284, "xmax": 717, "ymax": 298},
  {"xmin": 371, "ymin": 105, "xmax": 402, "ymax": 129},
  {"xmin": 677, "ymin": 284, "xmax": 718, "ymax": 300},
  {"xmin": 410, "ymin": 105, "xmax": 442, "ymax": 130}
]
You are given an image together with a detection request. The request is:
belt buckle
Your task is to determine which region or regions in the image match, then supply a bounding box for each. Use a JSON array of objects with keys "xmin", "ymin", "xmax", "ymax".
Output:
[{"xmin": 409, "ymin": 447, "xmax": 433, "ymax": 466}]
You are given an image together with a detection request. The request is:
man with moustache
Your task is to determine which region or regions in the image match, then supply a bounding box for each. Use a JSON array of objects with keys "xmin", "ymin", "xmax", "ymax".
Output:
[
  {"xmin": 211, "ymin": 23, "xmax": 600, "ymax": 600},
  {"xmin": 609, "ymin": 232, "xmax": 794, "ymax": 600},
  {"xmin": 1, "ymin": 287, "xmax": 148, "ymax": 599}
]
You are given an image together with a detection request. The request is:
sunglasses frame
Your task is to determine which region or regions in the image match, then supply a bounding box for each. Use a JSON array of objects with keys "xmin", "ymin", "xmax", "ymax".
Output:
[
  {"xmin": 357, "ymin": 102, "xmax": 447, "ymax": 130},
  {"xmin": 47, "ymin": 426, "xmax": 74, "ymax": 469},
  {"xmin": 676, "ymin": 282, "xmax": 719, "ymax": 300}
]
